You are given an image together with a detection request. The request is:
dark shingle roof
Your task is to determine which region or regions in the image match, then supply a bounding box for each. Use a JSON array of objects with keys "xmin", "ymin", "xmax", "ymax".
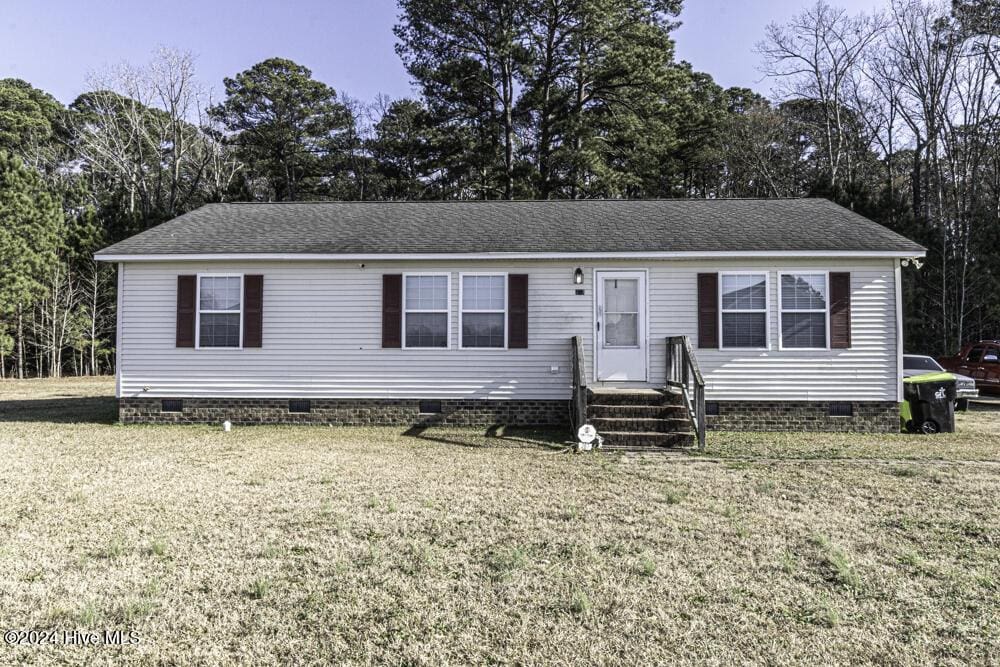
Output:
[{"xmin": 95, "ymin": 199, "xmax": 925, "ymax": 257}]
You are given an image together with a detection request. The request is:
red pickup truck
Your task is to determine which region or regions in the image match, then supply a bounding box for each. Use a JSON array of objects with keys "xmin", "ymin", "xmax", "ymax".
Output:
[{"xmin": 939, "ymin": 341, "xmax": 1000, "ymax": 394}]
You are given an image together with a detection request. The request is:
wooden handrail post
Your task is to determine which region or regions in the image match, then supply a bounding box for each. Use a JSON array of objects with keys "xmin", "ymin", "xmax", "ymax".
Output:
[
  {"xmin": 664, "ymin": 335, "xmax": 706, "ymax": 450},
  {"xmin": 570, "ymin": 336, "xmax": 587, "ymax": 434}
]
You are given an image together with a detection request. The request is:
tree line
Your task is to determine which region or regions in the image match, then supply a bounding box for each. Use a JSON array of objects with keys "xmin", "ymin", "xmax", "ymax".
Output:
[{"xmin": 1, "ymin": 0, "xmax": 998, "ymax": 378}]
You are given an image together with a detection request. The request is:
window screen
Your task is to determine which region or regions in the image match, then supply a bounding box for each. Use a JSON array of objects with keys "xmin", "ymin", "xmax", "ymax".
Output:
[
  {"xmin": 720, "ymin": 274, "xmax": 767, "ymax": 348},
  {"xmin": 603, "ymin": 278, "xmax": 639, "ymax": 347},
  {"xmin": 405, "ymin": 275, "xmax": 449, "ymax": 348},
  {"xmin": 199, "ymin": 276, "xmax": 241, "ymax": 347},
  {"xmin": 462, "ymin": 275, "xmax": 506, "ymax": 347},
  {"xmin": 781, "ymin": 274, "xmax": 827, "ymax": 348}
]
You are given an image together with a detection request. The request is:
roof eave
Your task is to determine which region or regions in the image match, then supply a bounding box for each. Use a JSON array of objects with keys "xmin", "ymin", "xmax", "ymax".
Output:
[{"xmin": 95, "ymin": 249, "xmax": 927, "ymax": 262}]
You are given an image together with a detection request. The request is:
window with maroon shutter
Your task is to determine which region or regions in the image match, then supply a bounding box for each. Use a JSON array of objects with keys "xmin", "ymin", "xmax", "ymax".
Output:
[
  {"xmin": 508, "ymin": 274, "xmax": 528, "ymax": 348},
  {"xmin": 697, "ymin": 273, "xmax": 718, "ymax": 349},
  {"xmin": 176, "ymin": 275, "xmax": 196, "ymax": 347},
  {"xmin": 243, "ymin": 275, "xmax": 263, "ymax": 348},
  {"xmin": 197, "ymin": 275, "xmax": 242, "ymax": 348},
  {"xmin": 830, "ymin": 272, "xmax": 851, "ymax": 349},
  {"xmin": 720, "ymin": 273, "xmax": 768, "ymax": 349},
  {"xmin": 382, "ymin": 274, "xmax": 402, "ymax": 348},
  {"xmin": 460, "ymin": 274, "xmax": 506, "ymax": 348},
  {"xmin": 780, "ymin": 273, "xmax": 828, "ymax": 349}
]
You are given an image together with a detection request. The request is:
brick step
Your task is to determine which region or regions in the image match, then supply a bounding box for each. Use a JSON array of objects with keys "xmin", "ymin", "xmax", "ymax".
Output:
[
  {"xmin": 590, "ymin": 417, "xmax": 692, "ymax": 433},
  {"xmin": 588, "ymin": 390, "xmax": 682, "ymax": 407},
  {"xmin": 598, "ymin": 431, "xmax": 695, "ymax": 448},
  {"xmin": 587, "ymin": 404, "xmax": 687, "ymax": 419}
]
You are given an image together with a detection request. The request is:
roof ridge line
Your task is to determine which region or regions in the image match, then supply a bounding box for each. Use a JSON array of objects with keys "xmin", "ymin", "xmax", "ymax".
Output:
[{"xmin": 219, "ymin": 197, "xmax": 819, "ymax": 205}]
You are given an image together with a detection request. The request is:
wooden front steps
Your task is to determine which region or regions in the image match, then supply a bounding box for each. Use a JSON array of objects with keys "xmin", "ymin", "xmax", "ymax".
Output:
[{"xmin": 587, "ymin": 388, "xmax": 695, "ymax": 450}]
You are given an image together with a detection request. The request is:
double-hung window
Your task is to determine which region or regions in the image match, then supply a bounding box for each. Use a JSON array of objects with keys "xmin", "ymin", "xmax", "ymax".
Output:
[
  {"xmin": 720, "ymin": 273, "xmax": 768, "ymax": 349},
  {"xmin": 780, "ymin": 273, "xmax": 828, "ymax": 349},
  {"xmin": 404, "ymin": 274, "xmax": 450, "ymax": 348},
  {"xmin": 198, "ymin": 275, "xmax": 242, "ymax": 348},
  {"xmin": 461, "ymin": 274, "xmax": 506, "ymax": 348}
]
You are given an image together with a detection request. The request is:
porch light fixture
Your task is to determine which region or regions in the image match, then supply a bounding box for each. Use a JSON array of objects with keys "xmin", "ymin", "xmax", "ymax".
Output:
[{"xmin": 573, "ymin": 267, "xmax": 584, "ymax": 285}]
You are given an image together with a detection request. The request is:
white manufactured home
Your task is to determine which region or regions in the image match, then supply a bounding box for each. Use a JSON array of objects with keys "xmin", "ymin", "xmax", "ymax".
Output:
[{"xmin": 95, "ymin": 199, "xmax": 926, "ymax": 448}]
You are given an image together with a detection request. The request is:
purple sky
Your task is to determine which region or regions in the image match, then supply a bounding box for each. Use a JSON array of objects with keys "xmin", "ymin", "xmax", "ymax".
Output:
[{"xmin": 2, "ymin": 0, "xmax": 881, "ymax": 106}]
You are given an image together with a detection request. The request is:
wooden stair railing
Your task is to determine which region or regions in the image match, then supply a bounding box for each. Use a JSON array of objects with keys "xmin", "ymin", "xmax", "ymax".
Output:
[
  {"xmin": 571, "ymin": 336, "xmax": 587, "ymax": 434},
  {"xmin": 665, "ymin": 336, "xmax": 706, "ymax": 450}
]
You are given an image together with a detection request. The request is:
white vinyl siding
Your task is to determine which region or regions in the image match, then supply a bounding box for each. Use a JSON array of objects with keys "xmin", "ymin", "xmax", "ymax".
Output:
[{"xmin": 117, "ymin": 258, "xmax": 899, "ymax": 402}]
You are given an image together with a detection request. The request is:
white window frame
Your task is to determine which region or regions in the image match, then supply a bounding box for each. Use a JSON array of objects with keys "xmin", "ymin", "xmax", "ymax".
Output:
[
  {"xmin": 402, "ymin": 272, "xmax": 452, "ymax": 350},
  {"xmin": 718, "ymin": 271, "xmax": 770, "ymax": 351},
  {"xmin": 195, "ymin": 273, "xmax": 244, "ymax": 350},
  {"xmin": 458, "ymin": 272, "xmax": 508, "ymax": 350},
  {"xmin": 778, "ymin": 271, "xmax": 830, "ymax": 351}
]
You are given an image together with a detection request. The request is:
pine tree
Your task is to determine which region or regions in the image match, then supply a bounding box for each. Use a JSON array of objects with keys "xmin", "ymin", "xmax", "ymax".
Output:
[{"xmin": 0, "ymin": 151, "xmax": 63, "ymax": 376}]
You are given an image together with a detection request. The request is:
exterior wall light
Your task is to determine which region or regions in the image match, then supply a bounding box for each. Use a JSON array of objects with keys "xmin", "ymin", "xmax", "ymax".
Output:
[{"xmin": 574, "ymin": 268, "xmax": 584, "ymax": 285}]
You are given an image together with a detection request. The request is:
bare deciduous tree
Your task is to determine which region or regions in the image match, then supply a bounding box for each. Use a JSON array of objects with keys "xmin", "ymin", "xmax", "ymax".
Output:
[{"xmin": 758, "ymin": 1, "xmax": 887, "ymax": 192}]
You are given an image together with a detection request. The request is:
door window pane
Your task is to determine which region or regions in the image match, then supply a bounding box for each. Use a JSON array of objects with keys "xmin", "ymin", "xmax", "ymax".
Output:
[
  {"xmin": 604, "ymin": 278, "xmax": 638, "ymax": 313},
  {"xmin": 605, "ymin": 313, "xmax": 638, "ymax": 347},
  {"xmin": 603, "ymin": 278, "xmax": 639, "ymax": 347}
]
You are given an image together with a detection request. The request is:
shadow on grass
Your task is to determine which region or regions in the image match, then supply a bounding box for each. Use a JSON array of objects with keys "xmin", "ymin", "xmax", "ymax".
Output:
[
  {"xmin": 0, "ymin": 396, "xmax": 117, "ymax": 424},
  {"xmin": 402, "ymin": 424, "xmax": 569, "ymax": 451}
]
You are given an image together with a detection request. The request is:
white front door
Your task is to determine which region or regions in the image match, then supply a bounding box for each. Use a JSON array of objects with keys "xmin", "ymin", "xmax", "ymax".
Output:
[{"xmin": 595, "ymin": 270, "xmax": 647, "ymax": 381}]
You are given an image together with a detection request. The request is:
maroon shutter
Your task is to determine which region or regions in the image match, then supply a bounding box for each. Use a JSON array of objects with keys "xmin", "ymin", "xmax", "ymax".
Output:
[
  {"xmin": 508, "ymin": 274, "xmax": 528, "ymax": 348},
  {"xmin": 697, "ymin": 273, "xmax": 719, "ymax": 349},
  {"xmin": 382, "ymin": 274, "xmax": 402, "ymax": 348},
  {"xmin": 176, "ymin": 275, "xmax": 196, "ymax": 347},
  {"xmin": 243, "ymin": 275, "xmax": 263, "ymax": 348},
  {"xmin": 830, "ymin": 272, "xmax": 851, "ymax": 349}
]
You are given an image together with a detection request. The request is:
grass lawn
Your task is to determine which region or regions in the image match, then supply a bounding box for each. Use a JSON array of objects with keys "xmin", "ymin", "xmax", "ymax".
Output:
[{"xmin": 1, "ymin": 378, "xmax": 998, "ymax": 665}]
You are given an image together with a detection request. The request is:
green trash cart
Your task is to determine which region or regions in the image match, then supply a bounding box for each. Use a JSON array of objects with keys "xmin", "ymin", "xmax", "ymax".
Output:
[{"xmin": 901, "ymin": 372, "xmax": 957, "ymax": 434}]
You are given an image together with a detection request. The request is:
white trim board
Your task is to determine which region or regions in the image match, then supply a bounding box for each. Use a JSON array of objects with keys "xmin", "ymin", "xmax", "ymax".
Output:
[
  {"xmin": 895, "ymin": 259, "xmax": 904, "ymax": 403},
  {"xmin": 95, "ymin": 249, "xmax": 927, "ymax": 263},
  {"xmin": 115, "ymin": 262, "xmax": 124, "ymax": 399}
]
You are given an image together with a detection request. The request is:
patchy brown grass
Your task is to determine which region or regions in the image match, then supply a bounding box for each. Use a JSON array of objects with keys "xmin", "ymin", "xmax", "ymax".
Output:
[
  {"xmin": 1, "ymin": 378, "xmax": 998, "ymax": 665},
  {"xmin": 705, "ymin": 408, "xmax": 1000, "ymax": 461}
]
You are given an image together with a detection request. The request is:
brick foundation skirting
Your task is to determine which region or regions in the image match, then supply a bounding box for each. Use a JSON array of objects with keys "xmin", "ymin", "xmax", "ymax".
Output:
[
  {"xmin": 119, "ymin": 397, "xmax": 570, "ymax": 427},
  {"xmin": 705, "ymin": 401, "xmax": 899, "ymax": 433}
]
